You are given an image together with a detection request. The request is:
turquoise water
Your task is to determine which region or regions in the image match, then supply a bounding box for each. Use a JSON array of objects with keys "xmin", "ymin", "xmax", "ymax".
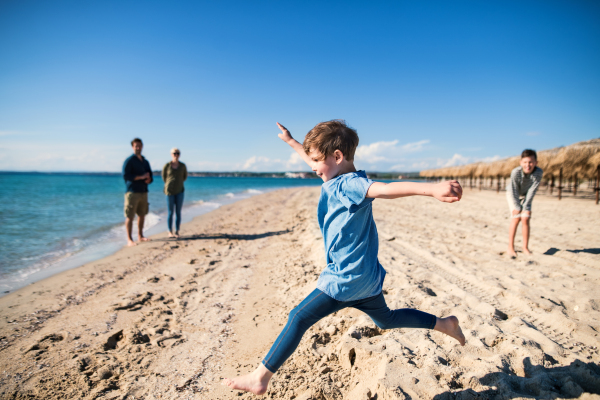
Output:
[{"xmin": 0, "ymin": 172, "xmax": 322, "ymax": 295}]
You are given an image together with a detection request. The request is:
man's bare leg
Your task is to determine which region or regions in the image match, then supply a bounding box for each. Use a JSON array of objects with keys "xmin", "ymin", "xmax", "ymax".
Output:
[
  {"xmin": 125, "ymin": 217, "xmax": 137, "ymax": 247},
  {"xmin": 507, "ymin": 217, "xmax": 520, "ymax": 258},
  {"xmin": 434, "ymin": 316, "xmax": 466, "ymax": 346},
  {"xmin": 137, "ymin": 215, "xmax": 150, "ymax": 242},
  {"xmin": 223, "ymin": 363, "xmax": 274, "ymax": 395},
  {"xmin": 521, "ymin": 214, "xmax": 531, "ymax": 254}
]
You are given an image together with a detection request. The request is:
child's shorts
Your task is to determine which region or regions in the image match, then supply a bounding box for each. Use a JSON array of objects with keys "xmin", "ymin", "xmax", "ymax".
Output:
[{"xmin": 506, "ymin": 191, "xmax": 530, "ymax": 218}]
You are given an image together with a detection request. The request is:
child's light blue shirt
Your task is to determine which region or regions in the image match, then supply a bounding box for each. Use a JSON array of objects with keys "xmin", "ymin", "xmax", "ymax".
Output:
[{"xmin": 316, "ymin": 171, "xmax": 386, "ymax": 302}]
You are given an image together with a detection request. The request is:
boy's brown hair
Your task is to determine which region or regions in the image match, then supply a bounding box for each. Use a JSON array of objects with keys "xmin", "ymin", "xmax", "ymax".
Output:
[
  {"xmin": 131, "ymin": 138, "xmax": 143, "ymax": 146},
  {"xmin": 303, "ymin": 120, "xmax": 359, "ymax": 161},
  {"xmin": 521, "ymin": 149, "xmax": 537, "ymax": 160}
]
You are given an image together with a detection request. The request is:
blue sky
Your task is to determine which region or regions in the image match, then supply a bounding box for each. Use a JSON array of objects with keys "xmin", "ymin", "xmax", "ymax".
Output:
[{"xmin": 1, "ymin": 0, "xmax": 599, "ymax": 172}]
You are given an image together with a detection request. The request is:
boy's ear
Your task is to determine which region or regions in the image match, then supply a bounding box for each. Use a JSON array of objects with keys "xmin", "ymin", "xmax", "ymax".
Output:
[{"xmin": 333, "ymin": 149, "xmax": 344, "ymax": 164}]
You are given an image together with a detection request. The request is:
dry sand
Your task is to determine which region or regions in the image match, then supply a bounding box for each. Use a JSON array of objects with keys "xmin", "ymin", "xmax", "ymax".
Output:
[{"xmin": 0, "ymin": 187, "xmax": 599, "ymax": 400}]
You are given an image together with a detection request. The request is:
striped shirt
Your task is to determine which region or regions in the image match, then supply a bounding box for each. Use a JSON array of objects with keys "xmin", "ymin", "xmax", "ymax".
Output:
[{"xmin": 507, "ymin": 166, "xmax": 544, "ymax": 212}]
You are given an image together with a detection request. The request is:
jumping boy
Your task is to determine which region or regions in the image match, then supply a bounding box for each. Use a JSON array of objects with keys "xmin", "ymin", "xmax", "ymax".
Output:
[
  {"xmin": 506, "ymin": 149, "xmax": 544, "ymax": 257},
  {"xmin": 224, "ymin": 120, "xmax": 465, "ymax": 395}
]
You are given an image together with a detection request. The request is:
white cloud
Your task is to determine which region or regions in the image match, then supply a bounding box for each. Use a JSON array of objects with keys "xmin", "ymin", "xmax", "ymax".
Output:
[
  {"xmin": 355, "ymin": 139, "xmax": 430, "ymax": 163},
  {"xmin": 242, "ymin": 156, "xmax": 281, "ymax": 171},
  {"xmin": 355, "ymin": 140, "xmax": 399, "ymax": 162},
  {"xmin": 480, "ymin": 155, "xmax": 502, "ymax": 163},
  {"xmin": 410, "ymin": 161, "xmax": 433, "ymax": 170},
  {"xmin": 389, "ymin": 163, "xmax": 406, "ymax": 170},
  {"xmin": 400, "ymin": 139, "xmax": 430, "ymax": 152},
  {"xmin": 430, "ymin": 153, "xmax": 504, "ymax": 169},
  {"xmin": 440, "ymin": 153, "xmax": 471, "ymax": 167},
  {"xmin": 286, "ymin": 152, "xmax": 308, "ymax": 170},
  {"xmin": 239, "ymin": 151, "xmax": 312, "ymax": 172}
]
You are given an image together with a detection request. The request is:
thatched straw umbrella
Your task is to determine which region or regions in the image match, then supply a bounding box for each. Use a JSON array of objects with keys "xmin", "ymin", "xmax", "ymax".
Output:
[
  {"xmin": 419, "ymin": 138, "xmax": 600, "ymax": 180},
  {"xmin": 419, "ymin": 138, "xmax": 600, "ymax": 201},
  {"xmin": 545, "ymin": 139, "xmax": 600, "ymax": 179},
  {"xmin": 585, "ymin": 152, "xmax": 600, "ymax": 178}
]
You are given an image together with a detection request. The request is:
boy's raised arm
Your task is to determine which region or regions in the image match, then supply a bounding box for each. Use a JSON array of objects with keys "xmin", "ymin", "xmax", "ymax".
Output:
[
  {"xmin": 367, "ymin": 180, "xmax": 463, "ymax": 203},
  {"xmin": 277, "ymin": 122, "xmax": 313, "ymax": 167}
]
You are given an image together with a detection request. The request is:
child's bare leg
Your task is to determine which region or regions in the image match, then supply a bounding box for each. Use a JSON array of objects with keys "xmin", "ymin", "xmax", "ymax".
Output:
[
  {"xmin": 507, "ymin": 216, "xmax": 520, "ymax": 257},
  {"xmin": 222, "ymin": 362, "xmax": 274, "ymax": 395},
  {"xmin": 224, "ymin": 289, "xmax": 338, "ymax": 394},
  {"xmin": 521, "ymin": 214, "xmax": 531, "ymax": 254},
  {"xmin": 434, "ymin": 316, "xmax": 465, "ymax": 346}
]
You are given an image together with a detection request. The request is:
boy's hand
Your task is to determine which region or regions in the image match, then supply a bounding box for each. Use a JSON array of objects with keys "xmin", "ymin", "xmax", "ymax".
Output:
[
  {"xmin": 432, "ymin": 180, "xmax": 462, "ymax": 203},
  {"xmin": 276, "ymin": 122, "xmax": 294, "ymax": 143},
  {"xmin": 276, "ymin": 122, "xmax": 314, "ymax": 167}
]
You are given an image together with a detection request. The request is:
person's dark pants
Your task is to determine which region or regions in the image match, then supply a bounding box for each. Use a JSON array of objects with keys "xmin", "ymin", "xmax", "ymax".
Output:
[
  {"xmin": 166, "ymin": 192, "xmax": 184, "ymax": 233},
  {"xmin": 262, "ymin": 288, "xmax": 436, "ymax": 373}
]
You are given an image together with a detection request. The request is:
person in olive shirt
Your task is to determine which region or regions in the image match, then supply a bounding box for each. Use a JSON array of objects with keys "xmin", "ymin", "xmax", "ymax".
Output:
[
  {"xmin": 162, "ymin": 148, "xmax": 188, "ymax": 238},
  {"xmin": 122, "ymin": 138, "xmax": 153, "ymax": 246}
]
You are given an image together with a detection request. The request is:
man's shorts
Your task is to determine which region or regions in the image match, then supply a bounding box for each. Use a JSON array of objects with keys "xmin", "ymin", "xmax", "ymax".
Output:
[{"xmin": 124, "ymin": 192, "xmax": 149, "ymax": 218}]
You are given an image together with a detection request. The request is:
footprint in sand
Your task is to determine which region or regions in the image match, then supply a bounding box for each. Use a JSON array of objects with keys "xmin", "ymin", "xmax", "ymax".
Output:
[
  {"xmin": 113, "ymin": 292, "xmax": 153, "ymax": 311},
  {"xmin": 26, "ymin": 333, "xmax": 65, "ymax": 358}
]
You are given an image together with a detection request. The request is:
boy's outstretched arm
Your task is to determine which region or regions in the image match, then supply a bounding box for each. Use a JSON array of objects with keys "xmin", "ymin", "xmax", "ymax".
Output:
[
  {"xmin": 276, "ymin": 122, "xmax": 313, "ymax": 167},
  {"xmin": 367, "ymin": 180, "xmax": 463, "ymax": 203}
]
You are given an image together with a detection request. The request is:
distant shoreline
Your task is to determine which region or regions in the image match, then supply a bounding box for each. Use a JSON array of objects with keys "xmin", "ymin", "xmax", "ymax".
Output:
[{"xmin": 0, "ymin": 170, "xmax": 423, "ymax": 179}]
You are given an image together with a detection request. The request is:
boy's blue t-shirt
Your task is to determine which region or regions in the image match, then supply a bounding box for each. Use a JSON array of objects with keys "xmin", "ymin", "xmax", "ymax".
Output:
[{"xmin": 316, "ymin": 171, "xmax": 386, "ymax": 302}]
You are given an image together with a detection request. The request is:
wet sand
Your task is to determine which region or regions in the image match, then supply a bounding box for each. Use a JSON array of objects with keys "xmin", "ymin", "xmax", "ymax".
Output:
[{"xmin": 0, "ymin": 187, "xmax": 599, "ymax": 399}]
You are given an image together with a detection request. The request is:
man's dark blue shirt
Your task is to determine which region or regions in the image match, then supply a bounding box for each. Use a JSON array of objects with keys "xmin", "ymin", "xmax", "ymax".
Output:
[{"xmin": 122, "ymin": 154, "xmax": 153, "ymax": 193}]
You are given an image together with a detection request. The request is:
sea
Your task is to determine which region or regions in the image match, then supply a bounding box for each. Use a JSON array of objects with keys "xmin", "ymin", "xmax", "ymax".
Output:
[{"xmin": 0, "ymin": 172, "xmax": 323, "ymax": 296}]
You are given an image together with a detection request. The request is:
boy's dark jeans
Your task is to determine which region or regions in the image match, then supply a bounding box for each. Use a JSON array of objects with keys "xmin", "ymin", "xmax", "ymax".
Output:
[{"xmin": 262, "ymin": 288, "xmax": 436, "ymax": 373}]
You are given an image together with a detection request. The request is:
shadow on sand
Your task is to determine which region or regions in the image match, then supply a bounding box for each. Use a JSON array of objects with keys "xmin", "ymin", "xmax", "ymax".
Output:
[
  {"xmin": 544, "ymin": 247, "xmax": 600, "ymax": 256},
  {"xmin": 431, "ymin": 358, "xmax": 600, "ymax": 400},
  {"xmin": 155, "ymin": 229, "xmax": 292, "ymax": 242}
]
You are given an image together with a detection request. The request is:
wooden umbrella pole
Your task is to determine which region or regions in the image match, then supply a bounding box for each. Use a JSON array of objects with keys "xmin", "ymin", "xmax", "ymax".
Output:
[
  {"xmin": 596, "ymin": 165, "xmax": 599, "ymax": 205},
  {"xmin": 558, "ymin": 168, "xmax": 563, "ymax": 200},
  {"xmin": 573, "ymin": 172, "xmax": 578, "ymax": 196},
  {"xmin": 550, "ymin": 175, "xmax": 555, "ymax": 194},
  {"xmin": 479, "ymin": 177, "xmax": 482, "ymax": 191},
  {"xmin": 496, "ymin": 175, "xmax": 500, "ymax": 193}
]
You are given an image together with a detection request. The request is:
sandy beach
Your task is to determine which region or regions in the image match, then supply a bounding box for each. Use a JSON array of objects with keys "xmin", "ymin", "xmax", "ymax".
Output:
[{"xmin": 0, "ymin": 186, "xmax": 599, "ymax": 400}]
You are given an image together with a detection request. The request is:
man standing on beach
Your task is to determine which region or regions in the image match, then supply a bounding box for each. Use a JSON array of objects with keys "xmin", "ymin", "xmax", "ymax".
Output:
[{"xmin": 122, "ymin": 138, "xmax": 153, "ymax": 247}]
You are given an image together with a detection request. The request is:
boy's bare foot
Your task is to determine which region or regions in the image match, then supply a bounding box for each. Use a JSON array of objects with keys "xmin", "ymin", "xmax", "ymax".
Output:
[
  {"xmin": 507, "ymin": 248, "xmax": 517, "ymax": 258},
  {"xmin": 138, "ymin": 236, "xmax": 151, "ymax": 242},
  {"xmin": 223, "ymin": 364, "xmax": 273, "ymax": 395},
  {"xmin": 523, "ymin": 248, "xmax": 532, "ymax": 255},
  {"xmin": 127, "ymin": 240, "xmax": 137, "ymax": 247},
  {"xmin": 168, "ymin": 231, "xmax": 177, "ymax": 238},
  {"xmin": 174, "ymin": 231, "xmax": 180, "ymax": 238},
  {"xmin": 434, "ymin": 316, "xmax": 466, "ymax": 346}
]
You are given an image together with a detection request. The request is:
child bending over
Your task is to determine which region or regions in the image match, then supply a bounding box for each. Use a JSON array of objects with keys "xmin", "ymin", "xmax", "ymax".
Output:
[
  {"xmin": 506, "ymin": 149, "xmax": 544, "ymax": 257},
  {"xmin": 224, "ymin": 120, "xmax": 465, "ymax": 395}
]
